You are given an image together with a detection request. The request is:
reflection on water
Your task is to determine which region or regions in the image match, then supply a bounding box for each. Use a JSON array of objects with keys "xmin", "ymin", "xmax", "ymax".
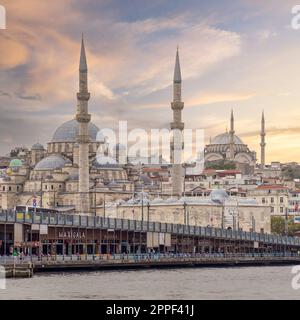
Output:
[{"xmin": 0, "ymin": 266, "xmax": 300, "ymax": 300}]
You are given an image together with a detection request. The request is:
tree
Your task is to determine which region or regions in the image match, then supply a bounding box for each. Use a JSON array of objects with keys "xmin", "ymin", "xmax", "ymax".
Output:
[
  {"xmin": 205, "ymin": 160, "xmax": 236, "ymax": 170},
  {"xmin": 271, "ymin": 216, "xmax": 285, "ymax": 235},
  {"xmin": 282, "ymin": 165, "xmax": 300, "ymax": 180},
  {"xmin": 271, "ymin": 216, "xmax": 300, "ymax": 236}
]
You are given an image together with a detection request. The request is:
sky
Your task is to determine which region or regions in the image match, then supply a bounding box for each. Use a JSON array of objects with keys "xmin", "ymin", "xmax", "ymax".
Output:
[{"xmin": 0, "ymin": 0, "xmax": 300, "ymax": 163}]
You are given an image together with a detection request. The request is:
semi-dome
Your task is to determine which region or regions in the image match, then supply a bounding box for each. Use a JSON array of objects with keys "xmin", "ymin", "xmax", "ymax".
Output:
[
  {"xmin": 32, "ymin": 143, "xmax": 44, "ymax": 150},
  {"xmin": 211, "ymin": 133, "xmax": 243, "ymax": 145},
  {"xmin": 9, "ymin": 159, "xmax": 23, "ymax": 167},
  {"xmin": 210, "ymin": 189, "xmax": 229, "ymax": 203},
  {"xmin": 51, "ymin": 119, "xmax": 99, "ymax": 143},
  {"xmin": 35, "ymin": 155, "xmax": 70, "ymax": 171}
]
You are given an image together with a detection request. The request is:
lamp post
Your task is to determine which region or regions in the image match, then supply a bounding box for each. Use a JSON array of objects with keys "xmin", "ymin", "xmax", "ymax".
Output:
[
  {"xmin": 103, "ymin": 194, "xmax": 106, "ymax": 219},
  {"xmin": 141, "ymin": 193, "xmax": 144, "ymax": 222},
  {"xmin": 93, "ymin": 178, "xmax": 98, "ymax": 217},
  {"xmin": 147, "ymin": 202, "xmax": 150, "ymax": 222},
  {"xmin": 252, "ymin": 215, "xmax": 256, "ymax": 232},
  {"xmin": 40, "ymin": 176, "xmax": 43, "ymax": 208},
  {"xmin": 183, "ymin": 164, "xmax": 187, "ymax": 197},
  {"xmin": 285, "ymin": 207, "xmax": 289, "ymax": 236},
  {"xmin": 221, "ymin": 204, "xmax": 225, "ymax": 229}
]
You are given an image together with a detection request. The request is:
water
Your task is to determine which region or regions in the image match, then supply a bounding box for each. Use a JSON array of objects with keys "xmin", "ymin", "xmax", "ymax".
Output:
[{"xmin": 1, "ymin": 266, "xmax": 300, "ymax": 300}]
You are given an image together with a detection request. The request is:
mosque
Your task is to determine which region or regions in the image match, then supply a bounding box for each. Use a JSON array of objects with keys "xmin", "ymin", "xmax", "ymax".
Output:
[
  {"xmin": 0, "ymin": 38, "xmax": 267, "ymax": 219},
  {"xmin": 204, "ymin": 110, "xmax": 265, "ymax": 175},
  {"xmin": 0, "ymin": 38, "xmax": 132, "ymax": 213}
]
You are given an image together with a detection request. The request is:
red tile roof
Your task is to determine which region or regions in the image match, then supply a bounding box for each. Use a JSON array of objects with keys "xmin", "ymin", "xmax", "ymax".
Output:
[{"xmin": 256, "ymin": 184, "xmax": 289, "ymax": 190}]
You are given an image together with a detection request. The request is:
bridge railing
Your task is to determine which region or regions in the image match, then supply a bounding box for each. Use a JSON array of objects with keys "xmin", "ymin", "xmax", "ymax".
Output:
[
  {"xmin": 1, "ymin": 210, "xmax": 300, "ymax": 247},
  {"xmin": 1, "ymin": 252, "xmax": 300, "ymax": 266}
]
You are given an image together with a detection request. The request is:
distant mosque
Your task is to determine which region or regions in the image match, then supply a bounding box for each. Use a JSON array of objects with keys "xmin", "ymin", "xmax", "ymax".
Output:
[{"xmin": 204, "ymin": 110, "xmax": 266, "ymax": 174}]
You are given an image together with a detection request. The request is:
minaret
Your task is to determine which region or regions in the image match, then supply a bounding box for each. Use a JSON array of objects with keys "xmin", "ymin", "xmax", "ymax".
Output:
[
  {"xmin": 170, "ymin": 48, "xmax": 184, "ymax": 197},
  {"xmin": 76, "ymin": 36, "xmax": 91, "ymax": 214},
  {"xmin": 229, "ymin": 109, "xmax": 235, "ymax": 161},
  {"xmin": 260, "ymin": 111, "xmax": 266, "ymax": 168}
]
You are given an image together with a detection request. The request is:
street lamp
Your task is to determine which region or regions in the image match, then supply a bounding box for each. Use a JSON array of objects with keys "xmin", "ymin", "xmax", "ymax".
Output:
[
  {"xmin": 184, "ymin": 201, "xmax": 187, "ymax": 225},
  {"xmin": 40, "ymin": 175, "xmax": 44, "ymax": 208},
  {"xmin": 147, "ymin": 202, "xmax": 150, "ymax": 222},
  {"xmin": 285, "ymin": 207, "xmax": 289, "ymax": 236}
]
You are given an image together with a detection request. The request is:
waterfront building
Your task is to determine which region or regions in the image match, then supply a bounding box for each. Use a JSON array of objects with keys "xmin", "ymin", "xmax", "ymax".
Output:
[
  {"xmin": 114, "ymin": 189, "xmax": 271, "ymax": 233},
  {"xmin": 248, "ymin": 184, "xmax": 289, "ymax": 216}
]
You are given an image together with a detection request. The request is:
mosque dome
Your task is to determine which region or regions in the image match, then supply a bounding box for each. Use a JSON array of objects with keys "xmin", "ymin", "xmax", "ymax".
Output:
[
  {"xmin": 210, "ymin": 189, "xmax": 229, "ymax": 203},
  {"xmin": 35, "ymin": 155, "xmax": 70, "ymax": 171},
  {"xmin": 211, "ymin": 133, "xmax": 243, "ymax": 145},
  {"xmin": 93, "ymin": 155, "xmax": 118, "ymax": 168},
  {"xmin": 32, "ymin": 143, "xmax": 44, "ymax": 150},
  {"xmin": 9, "ymin": 159, "xmax": 23, "ymax": 168},
  {"xmin": 51, "ymin": 119, "xmax": 99, "ymax": 143}
]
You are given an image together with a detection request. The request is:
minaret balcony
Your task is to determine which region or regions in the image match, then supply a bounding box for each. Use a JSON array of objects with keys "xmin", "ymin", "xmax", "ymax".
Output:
[
  {"xmin": 171, "ymin": 122, "xmax": 184, "ymax": 130},
  {"xmin": 171, "ymin": 102, "xmax": 184, "ymax": 110},
  {"xmin": 77, "ymin": 92, "xmax": 90, "ymax": 101},
  {"xmin": 77, "ymin": 135, "xmax": 91, "ymax": 144},
  {"xmin": 76, "ymin": 114, "xmax": 91, "ymax": 123}
]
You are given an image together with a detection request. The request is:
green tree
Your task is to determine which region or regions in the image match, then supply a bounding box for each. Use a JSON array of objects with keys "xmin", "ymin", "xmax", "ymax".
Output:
[
  {"xmin": 271, "ymin": 216, "xmax": 285, "ymax": 235},
  {"xmin": 271, "ymin": 216, "xmax": 300, "ymax": 236},
  {"xmin": 205, "ymin": 160, "xmax": 236, "ymax": 170}
]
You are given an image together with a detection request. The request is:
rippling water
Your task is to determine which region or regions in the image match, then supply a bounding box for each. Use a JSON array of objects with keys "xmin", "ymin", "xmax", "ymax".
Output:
[{"xmin": 0, "ymin": 266, "xmax": 300, "ymax": 300}]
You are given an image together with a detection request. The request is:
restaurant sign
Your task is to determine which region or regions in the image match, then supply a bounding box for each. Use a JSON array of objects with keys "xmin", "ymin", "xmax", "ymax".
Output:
[{"xmin": 58, "ymin": 231, "xmax": 86, "ymax": 239}]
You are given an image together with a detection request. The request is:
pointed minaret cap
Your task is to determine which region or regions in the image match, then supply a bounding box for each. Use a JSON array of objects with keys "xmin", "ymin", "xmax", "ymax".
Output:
[
  {"xmin": 230, "ymin": 109, "xmax": 235, "ymax": 132},
  {"xmin": 79, "ymin": 34, "xmax": 88, "ymax": 72},
  {"xmin": 261, "ymin": 110, "xmax": 265, "ymax": 132},
  {"xmin": 173, "ymin": 46, "xmax": 182, "ymax": 83}
]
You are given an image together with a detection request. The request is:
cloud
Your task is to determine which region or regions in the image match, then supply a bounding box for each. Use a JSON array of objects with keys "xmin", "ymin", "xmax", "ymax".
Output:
[
  {"xmin": 90, "ymin": 81, "xmax": 117, "ymax": 101},
  {"xmin": 186, "ymin": 91, "xmax": 255, "ymax": 107},
  {"xmin": 0, "ymin": 91, "xmax": 11, "ymax": 98},
  {"xmin": 0, "ymin": 35, "xmax": 29, "ymax": 69},
  {"xmin": 16, "ymin": 93, "xmax": 42, "ymax": 101},
  {"xmin": 0, "ymin": 0, "xmax": 299, "ymax": 164},
  {"xmin": 240, "ymin": 126, "xmax": 300, "ymax": 139}
]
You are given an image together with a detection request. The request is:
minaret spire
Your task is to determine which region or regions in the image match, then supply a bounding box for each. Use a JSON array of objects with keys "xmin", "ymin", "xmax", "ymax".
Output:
[
  {"xmin": 230, "ymin": 109, "xmax": 234, "ymax": 133},
  {"xmin": 229, "ymin": 109, "xmax": 235, "ymax": 161},
  {"xmin": 260, "ymin": 111, "xmax": 266, "ymax": 168},
  {"xmin": 173, "ymin": 47, "xmax": 182, "ymax": 83},
  {"xmin": 170, "ymin": 47, "xmax": 184, "ymax": 198},
  {"xmin": 76, "ymin": 35, "xmax": 91, "ymax": 214},
  {"xmin": 79, "ymin": 34, "xmax": 88, "ymax": 72},
  {"xmin": 173, "ymin": 47, "xmax": 182, "ymax": 102}
]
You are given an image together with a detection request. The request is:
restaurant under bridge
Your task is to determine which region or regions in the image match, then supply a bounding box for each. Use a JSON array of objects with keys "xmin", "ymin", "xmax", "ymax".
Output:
[{"xmin": 0, "ymin": 209, "xmax": 300, "ymax": 257}]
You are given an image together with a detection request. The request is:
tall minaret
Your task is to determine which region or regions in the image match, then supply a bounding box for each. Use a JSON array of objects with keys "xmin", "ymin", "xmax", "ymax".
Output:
[
  {"xmin": 229, "ymin": 109, "xmax": 235, "ymax": 161},
  {"xmin": 170, "ymin": 48, "xmax": 184, "ymax": 197},
  {"xmin": 76, "ymin": 36, "xmax": 91, "ymax": 214},
  {"xmin": 260, "ymin": 111, "xmax": 266, "ymax": 168}
]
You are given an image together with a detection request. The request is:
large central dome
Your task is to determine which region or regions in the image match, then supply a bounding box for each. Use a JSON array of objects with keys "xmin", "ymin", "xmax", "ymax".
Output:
[
  {"xmin": 52, "ymin": 119, "xmax": 99, "ymax": 143},
  {"xmin": 211, "ymin": 132, "xmax": 243, "ymax": 145}
]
